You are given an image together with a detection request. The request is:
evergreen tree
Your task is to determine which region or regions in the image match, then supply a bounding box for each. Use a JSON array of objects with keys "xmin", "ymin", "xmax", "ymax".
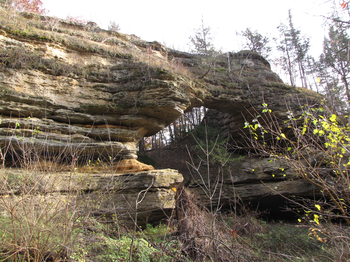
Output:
[
  {"xmin": 277, "ymin": 23, "xmax": 296, "ymax": 87},
  {"xmin": 189, "ymin": 18, "xmax": 215, "ymax": 56},
  {"xmin": 277, "ymin": 10, "xmax": 310, "ymax": 88},
  {"xmin": 318, "ymin": 20, "xmax": 350, "ymax": 111},
  {"xmin": 237, "ymin": 28, "xmax": 272, "ymax": 58},
  {"xmin": 189, "ymin": 18, "xmax": 219, "ymax": 79}
]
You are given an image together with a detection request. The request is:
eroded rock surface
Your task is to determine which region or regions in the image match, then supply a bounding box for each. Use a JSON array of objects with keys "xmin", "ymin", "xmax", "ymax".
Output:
[
  {"xmin": 0, "ymin": 10, "xmax": 323, "ymax": 223},
  {"xmin": 0, "ymin": 11, "xmax": 321, "ymax": 165},
  {"xmin": 144, "ymin": 146, "xmax": 322, "ymax": 216},
  {"xmin": 0, "ymin": 168, "xmax": 182, "ymax": 225}
]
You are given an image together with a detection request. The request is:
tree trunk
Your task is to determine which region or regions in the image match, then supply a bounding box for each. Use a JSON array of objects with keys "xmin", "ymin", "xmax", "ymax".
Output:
[{"xmin": 284, "ymin": 40, "xmax": 295, "ymax": 87}]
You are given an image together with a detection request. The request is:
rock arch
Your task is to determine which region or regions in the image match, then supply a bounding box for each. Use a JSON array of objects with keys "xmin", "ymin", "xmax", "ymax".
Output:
[
  {"xmin": 0, "ymin": 46, "xmax": 321, "ymax": 166},
  {"xmin": 0, "ymin": 13, "xmax": 323, "ymax": 224}
]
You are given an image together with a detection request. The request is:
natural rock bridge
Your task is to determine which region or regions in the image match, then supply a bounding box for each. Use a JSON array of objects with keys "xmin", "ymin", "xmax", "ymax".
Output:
[{"xmin": 0, "ymin": 12, "xmax": 322, "ymax": 224}]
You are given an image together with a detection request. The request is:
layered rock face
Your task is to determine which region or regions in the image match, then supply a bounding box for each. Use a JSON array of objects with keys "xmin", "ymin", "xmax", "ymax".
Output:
[
  {"xmin": 0, "ymin": 11, "xmax": 321, "ymax": 164},
  {"xmin": 0, "ymin": 167, "xmax": 183, "ymax": 226},
  {"xmin": 0, "ymin": 10, "xmax": 322, "ymax": 222},
  {"xmin": 144, "ymin": 144, "xmax": 322, "ymax": 218}
]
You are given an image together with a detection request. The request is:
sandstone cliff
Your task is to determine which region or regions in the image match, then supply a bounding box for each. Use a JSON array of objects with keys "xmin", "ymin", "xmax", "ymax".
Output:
[
  {"xmin": 0, "ymin": 9, "xmax": 323, "ymax": 222},
  {"xmin": 0, "ymin": 10, "xmax": 321, "ymax": 163}
]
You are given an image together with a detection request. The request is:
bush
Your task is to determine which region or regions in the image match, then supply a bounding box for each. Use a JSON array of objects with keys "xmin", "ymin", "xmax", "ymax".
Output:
[{"xmin": 242, "ymin": 102, "xmax": 350, "ymax": 260}]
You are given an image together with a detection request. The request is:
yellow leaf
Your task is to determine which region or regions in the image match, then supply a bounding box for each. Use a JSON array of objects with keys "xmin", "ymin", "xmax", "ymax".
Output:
[
  {"xmin": 315, "ymin": 204, "xmax": 321, "ymax": 211},
  {"xmin": 314, "ymin": 214, "xmax": 320, "ymax": 225},
  {"xmin": 330, "ymin": 114, "xmax": 337, "ymax": 122},
  {"xmin": 172, "ymin": 187, "xmax": 177, "ymax": 192},
  {"xmin": 317, "ymin": 77, "xmax": 321, "ymax": 83}
]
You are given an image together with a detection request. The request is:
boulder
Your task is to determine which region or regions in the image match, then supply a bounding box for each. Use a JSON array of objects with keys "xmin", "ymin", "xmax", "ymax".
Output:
[{"xmin": 0, "ymin": 168, "xmax": 183, "ymax": 225}]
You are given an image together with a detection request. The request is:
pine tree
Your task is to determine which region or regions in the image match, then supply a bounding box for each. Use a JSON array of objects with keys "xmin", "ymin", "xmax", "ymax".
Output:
[
  {"xmin": 318, "ymin": 20, "xmax": 350, "ymax": 111},
  {"xmin": 189, "ymin": 18, "xmax": 219, "ymax": 79},
  {"xmin": 277, "ymin": 23, "xmax": 296, "ymax": 87},
  {"xmin": 277, "ymin": 10, "xmax": 310, "ymax": 88},
  {"xmin": 189, "ymin": 18, "xmax": 215, "ymax": 56},
  {"xmin": 237, "ymin": 28, "xmax": 272, "ymax": 58}
]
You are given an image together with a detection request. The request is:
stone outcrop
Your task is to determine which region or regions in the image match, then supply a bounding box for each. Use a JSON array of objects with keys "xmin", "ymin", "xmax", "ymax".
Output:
[
  {"xmin": 0, "ymin": 10, "xmax": 321, "ymax": 165},
  {"xmin": 144, "ymin": 145, "xmax": 322, "ymax": 217},
  {"xmin": 0, "ymin": 9, "xmax": 323, "ymax": 222},
  {"xmin": 0, "ymin": 167, "xmax": 183, "ymax": 225}
]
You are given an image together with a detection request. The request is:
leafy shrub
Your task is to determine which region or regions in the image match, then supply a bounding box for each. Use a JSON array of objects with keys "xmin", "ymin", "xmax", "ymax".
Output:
[{"xmin": 242, "ymin": 102, "xmax": 350, "ymax": 260}]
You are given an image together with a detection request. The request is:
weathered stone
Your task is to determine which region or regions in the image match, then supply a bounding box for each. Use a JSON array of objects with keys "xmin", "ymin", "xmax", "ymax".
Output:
[
  {"xmin": 0, "ymin": 168, "xmax": 183, "ymax": 225},
  {"xmin": 0, "ymin": 13, "xmax": 321, "ymax": 162},
  {"xmin": 144, "ymin": 146, "xmax": 323, "ymax": 215},
  {"xmin": 0, "ymin": 10, "xmax": 324, "ymax": 223}
]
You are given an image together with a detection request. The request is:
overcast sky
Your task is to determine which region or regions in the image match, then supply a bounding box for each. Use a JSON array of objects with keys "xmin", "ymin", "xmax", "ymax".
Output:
[
  {"xmin": 40, "ymin": 0, "xmax": 345, "ymax": 83},
  {"xmin": 41, "ymin": 0, "xmax": 336, "ymax": 54}
]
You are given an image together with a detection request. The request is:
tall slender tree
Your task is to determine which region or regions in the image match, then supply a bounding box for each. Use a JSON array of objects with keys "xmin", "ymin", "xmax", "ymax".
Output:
[
  {"xmin": 189, "ymin": 18, "xmax": 219, "ymax": 79},
  {"xmin": 189, "ymin": 18, "xmax": 215, "ymax": 56},
  {"xmin": 277, "ymin": 23, "xmax": 296, "ymax": 87},
  {"xmin": 318, "ymin": 20, "xmax": 350, "ymax": 111},
  {"xmin": 277, "ymin": 10, "xmax": 310, "ymax": 88}
]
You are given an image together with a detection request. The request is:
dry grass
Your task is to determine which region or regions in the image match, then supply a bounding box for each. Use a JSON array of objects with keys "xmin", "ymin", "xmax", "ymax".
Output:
[
  {"xmin": 0, "ymin": 7, "xmax": 192, "ymax": 80},
  {"xmin": 175, "ymin": 186, "xmax": 258, "ymax": 261}
]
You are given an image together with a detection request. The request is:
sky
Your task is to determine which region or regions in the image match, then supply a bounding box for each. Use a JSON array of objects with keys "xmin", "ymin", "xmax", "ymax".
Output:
[
  {"xmin": 40, "ymin": 0, "xmax": 343, "ymax": 82},
  {"xmin": 41, "ymin": 0, "xmax": 335, "ymax": 53}
]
